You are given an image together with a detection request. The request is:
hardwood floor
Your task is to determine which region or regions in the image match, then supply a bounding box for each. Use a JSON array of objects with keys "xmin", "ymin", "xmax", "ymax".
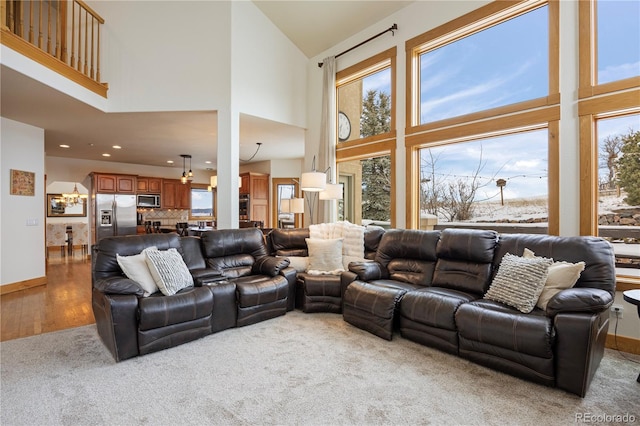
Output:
[{"xmin": 0, "ymin": 252, "xmax": 95, "ymax": 342}]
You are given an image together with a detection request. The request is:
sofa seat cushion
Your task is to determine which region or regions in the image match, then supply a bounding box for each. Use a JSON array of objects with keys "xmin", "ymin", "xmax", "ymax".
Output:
[
  {"xmin": 233, "ymin": 274, "xmax": 289, "ymax": 308},
  {"xmin": 138, "ymin": 286, "xmax": 213, "ymax": 331},
  {"xmin": 400, "ymin": 287, "xmax": 478, "ymax": 331},
  {"xmin": 366, "ymin": 279, "xmax": 423, "ymax": 293},
  {"xmin": 298, "ymin": 273, "xmax": 341, "ymax": 297},
  {"xmin": 455, "ymin": 299, "xmax": 554, "ymax": 359}
]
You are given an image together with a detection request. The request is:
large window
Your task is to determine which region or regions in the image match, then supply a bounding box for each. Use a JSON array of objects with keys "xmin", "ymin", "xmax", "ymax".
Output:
[
  {"xmin": 419, "ymin": 5, "xmax": 548, "ymax": 124},
  {"xmin": 336, "ymin": 48, "xmax": 396, "ymax": 227},
  {"xmin": 190, "ymin": 186, "xmax": 214, "ymax": 218},
  {"xmin": 337, "ymin": 66, "xmax": 391, "ymax": 142},
  {"xmin": 419, "ymin": 129, "xmax": 548, "ymax": 230},
  {"xmin": 596, "ymin": 113, "xmax": 640, "ymax": 272},
  {"xmin": 579, "ymin": 0, "xmax": 640, "ymax": 287},
  {"xmin": 338, "ymin": 154, "xmax": 392, "ymax": 227},
  {"xmin": 406, "ymin": 0, "xmax": 559, "ymax": 232}
]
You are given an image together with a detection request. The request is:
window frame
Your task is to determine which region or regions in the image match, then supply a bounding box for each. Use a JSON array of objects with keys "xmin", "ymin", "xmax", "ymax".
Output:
[
  {"xmin": 578, "ymin": 0, "xmax": 640, "ymax": 289},
  {"xmin": 336, "ymin": 47, "xmax": 397, "ymax": 228},
  {"xmin": 189, "ymin": 183, "xmax": 215, "ymax": 220},
  {"xmin": 404, "ymin": 0, "xmax": 560, "ymax": 232}
]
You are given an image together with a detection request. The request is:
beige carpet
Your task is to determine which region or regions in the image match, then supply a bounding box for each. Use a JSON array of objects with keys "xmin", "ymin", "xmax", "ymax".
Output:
[{"xmin": 1, "ymin": 311, "xmax": 639, "ymax": 426}]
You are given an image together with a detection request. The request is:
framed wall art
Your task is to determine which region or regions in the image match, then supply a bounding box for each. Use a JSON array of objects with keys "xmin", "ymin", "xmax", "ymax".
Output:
[{"xmin": 10, "ymin": 169, "xmax": 35, "ymax": 196}]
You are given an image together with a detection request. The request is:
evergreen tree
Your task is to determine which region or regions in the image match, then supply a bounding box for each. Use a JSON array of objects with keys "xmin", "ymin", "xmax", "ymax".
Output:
[
  {"xmin": 360, "ymin": 89, "xmax": 391, "ymax": 221},
  {"xmin": 616, "ymin": 129, "xmax": 640, "ymax": 206}
]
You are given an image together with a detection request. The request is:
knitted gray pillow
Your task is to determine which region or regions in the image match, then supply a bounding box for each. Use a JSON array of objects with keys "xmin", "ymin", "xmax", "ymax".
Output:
[
  {"xmin": 484, "ymin": 253, "xmax": 553, "ymax": 313},
  {"xmin": 145, "ymin": 248, "xmax": 194, "ymax": 296}
]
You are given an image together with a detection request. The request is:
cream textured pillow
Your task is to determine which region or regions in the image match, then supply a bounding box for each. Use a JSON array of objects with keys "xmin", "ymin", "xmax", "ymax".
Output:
[
  {"xmin": 523, "ymin": 248, "xmax": 585, "ymax": 310},
  {"xmin": 116, "ymin": 247, "xmax": 159, "ymax": 297},
  {"xmin": 484, "ymin": 253, "xmax": 553, "ymax": 313},
  {"xmin": 305, "ymin": 238, "xmax": 344, "ymax": 275},
  {"xmin": 144, "ymin": 248, "xmax": 194, "ymax": 296}
]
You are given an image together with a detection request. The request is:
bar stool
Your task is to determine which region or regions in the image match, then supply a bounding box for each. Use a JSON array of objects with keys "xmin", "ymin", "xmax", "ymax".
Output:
[{"xmin": 176, "ymin": 222, "xmax": 189, "ymax": 236}]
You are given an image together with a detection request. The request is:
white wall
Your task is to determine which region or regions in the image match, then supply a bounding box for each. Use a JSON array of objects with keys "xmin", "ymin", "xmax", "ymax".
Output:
[
  {"xmin": 93, "ymin": 0, "xmax": 232, "ymax": 113},
  {"xmin": 230, "ymin": 1, "xmax": 308, "ymax": 129},
  {"xmin": 1, "ymin": 118, "xmax": 46, "ymax": 286}
]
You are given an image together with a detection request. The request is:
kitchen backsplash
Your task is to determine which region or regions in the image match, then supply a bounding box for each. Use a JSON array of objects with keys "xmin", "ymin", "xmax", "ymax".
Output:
[{"xmin": 140, "ymin": 209, "xmax": 189, "ymax": 226}]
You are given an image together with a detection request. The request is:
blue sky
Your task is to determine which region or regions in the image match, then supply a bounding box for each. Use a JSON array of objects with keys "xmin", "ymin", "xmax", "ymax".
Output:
[
  {"xmin": 597, "ymin": 0, "xmax": 640, "ymax": 83},
  {"xmin": 420, "ymin": 130, "xmax": 548, "ymax": 202},
  {"xmin": 420, "ymin": 5, "xmax": 548, "ymax": 123}
]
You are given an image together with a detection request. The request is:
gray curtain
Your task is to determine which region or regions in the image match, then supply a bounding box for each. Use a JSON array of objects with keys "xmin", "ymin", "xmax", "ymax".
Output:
[{"xmin": 316, "ymin": 56, "xmax": 336, "ymax": 224}]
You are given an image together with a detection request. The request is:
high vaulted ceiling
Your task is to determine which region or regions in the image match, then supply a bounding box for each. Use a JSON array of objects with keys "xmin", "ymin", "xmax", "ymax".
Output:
[{"xmin": 0, "ymin": 1, "xmax": 414, "ymax": 175}]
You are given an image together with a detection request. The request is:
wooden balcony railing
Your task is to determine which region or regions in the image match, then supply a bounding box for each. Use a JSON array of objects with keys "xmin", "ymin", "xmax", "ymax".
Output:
[{"xmin": 1, "ymin": 0, "xmax": 108, "ymax": 98}]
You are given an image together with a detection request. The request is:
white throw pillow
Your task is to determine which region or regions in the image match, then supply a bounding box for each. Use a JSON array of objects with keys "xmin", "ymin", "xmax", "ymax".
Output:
[
  {"xmin": 484, "ymin": 253, "xmax": 552, "ymax": 313},
  {"xmin": 305, "ymin": 238, "xmax": 344, "ymax": 275},
  {"xmin": 144, "ymin": 248, "xmax": 194, "ymax": 296},
  {"xmin": 523, "ymin": 248, "xmax": 585, "ymax": 310},
  {"xmin": 116, "ymin": 247, "xmax": 159, "ymax": 296}
]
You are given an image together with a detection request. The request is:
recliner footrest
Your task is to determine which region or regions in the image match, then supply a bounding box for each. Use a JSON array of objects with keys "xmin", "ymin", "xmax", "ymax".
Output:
[{"xmin": 343, "ymin": 281, "xmax": 406, "ymax": 340}]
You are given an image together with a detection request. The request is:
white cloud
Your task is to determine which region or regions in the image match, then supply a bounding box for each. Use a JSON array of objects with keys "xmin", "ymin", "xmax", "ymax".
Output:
[{"xmin": 598, "ymin": 61, "xmax": 640, "ymax": 85}]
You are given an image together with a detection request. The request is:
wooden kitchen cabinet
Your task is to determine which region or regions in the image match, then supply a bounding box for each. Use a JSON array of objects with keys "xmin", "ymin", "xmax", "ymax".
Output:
[
  {"xmin": 93, "ymin": 173, "xmax": 137, "ymax": 194},
  {"xmin": 137, "ymin": 177, "xmax": 162, "ymax": 193},
  {"xmin": 239, "ymin": 174, "xmax": 251, "ymax": 194},
  {"xmin": 162, "ymin": 179, "xmax": 191, "ymax": 209}
]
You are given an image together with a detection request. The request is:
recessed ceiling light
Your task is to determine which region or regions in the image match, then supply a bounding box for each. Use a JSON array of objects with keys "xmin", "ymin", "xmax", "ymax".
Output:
[
  {"xmin": 205, "ymin": 161, "xmax": 212, "ymax": 164},
  {"xmin": 60, "ymin": 144, "xmax": 70, "ymax": 148},
  {"xmin": 167, "ymin": 160, "xmax": 174, "ymax": 164},
  {"xmin": 102, "ymin": 153, "xmax": 111, "ymax": 157},
  {"xmin": 112, "ymin": 145, "xmax": 122, "ymax": 149}
]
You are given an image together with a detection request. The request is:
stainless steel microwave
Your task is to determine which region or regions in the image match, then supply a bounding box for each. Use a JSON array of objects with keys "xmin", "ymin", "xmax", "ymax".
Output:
[{"xmin": 137, "ymin": 194, "xmax": 160, "ymax": 208}]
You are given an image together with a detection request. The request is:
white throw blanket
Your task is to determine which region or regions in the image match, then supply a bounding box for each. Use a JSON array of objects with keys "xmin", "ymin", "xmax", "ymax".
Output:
[{"xmin": 308, "ymin": 221, "xmax": 366, "ymax": 273}]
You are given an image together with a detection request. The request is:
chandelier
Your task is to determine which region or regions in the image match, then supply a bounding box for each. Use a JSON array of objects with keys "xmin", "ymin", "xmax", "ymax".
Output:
[
  {"xmin": 62, "ymin": 183, "xmax": 88, "ymax": 207},
  {"xmin": 180, "ymin": 154, "xmax": 193, "ymax": 184}
]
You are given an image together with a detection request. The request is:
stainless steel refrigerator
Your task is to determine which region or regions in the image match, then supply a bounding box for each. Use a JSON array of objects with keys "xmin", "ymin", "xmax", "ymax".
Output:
[{"xmin": 96, "ymin": 194, "xmax": 137, "ymax": 241}]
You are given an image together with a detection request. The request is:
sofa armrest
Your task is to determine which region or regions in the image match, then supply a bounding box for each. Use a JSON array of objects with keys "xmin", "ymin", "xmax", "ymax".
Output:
[
  {"xmin": 348, "ymin": 261, "xmax": 387, "ymax": 281},
  {"xmin": 92, "ymin": 289, "xmax": 140, "ymax": 361},
  {"xmin": 190, "ymin": 268, "xmax": 224, "ymax": 286},
  {"xmin": 279, "ymin": 266, "xmax": 297, "ymax": 311},
  {"xmin": 252, "ymin": 256, "xmax": 291, "ymax": 277},
  {"xmin": 546, "ymin": 288, "xmax": 614, "ymax": 317},
  {"xmin": 94, "ymin": 276, "xmax": 145, "ymax": 296}
]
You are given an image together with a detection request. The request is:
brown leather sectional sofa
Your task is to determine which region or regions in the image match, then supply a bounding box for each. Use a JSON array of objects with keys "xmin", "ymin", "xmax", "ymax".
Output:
[{"xmin": 91, "ymin": 226, "xmax": 615, "ymax": 397}]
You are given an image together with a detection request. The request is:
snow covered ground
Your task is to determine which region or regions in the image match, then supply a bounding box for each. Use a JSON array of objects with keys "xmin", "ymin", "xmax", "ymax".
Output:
[{"xmin": 433, "ymin": 193, "xmax": 636, "ymax": 224}]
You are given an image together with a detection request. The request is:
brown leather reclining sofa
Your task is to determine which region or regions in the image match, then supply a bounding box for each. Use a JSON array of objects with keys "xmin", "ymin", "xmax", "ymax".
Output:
[
  {"xmin": 91, "ymin": 228, "xmax": 293, "ymax": 362},
  {"xmin": 340, "ymin": 228, "xmax": 616, "ymax": 397}
]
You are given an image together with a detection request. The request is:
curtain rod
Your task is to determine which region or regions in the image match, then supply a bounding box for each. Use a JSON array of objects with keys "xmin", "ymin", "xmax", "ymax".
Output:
[{"xmin": 318, "ymin": 23, "xmax": 398, "ymax": 68}]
